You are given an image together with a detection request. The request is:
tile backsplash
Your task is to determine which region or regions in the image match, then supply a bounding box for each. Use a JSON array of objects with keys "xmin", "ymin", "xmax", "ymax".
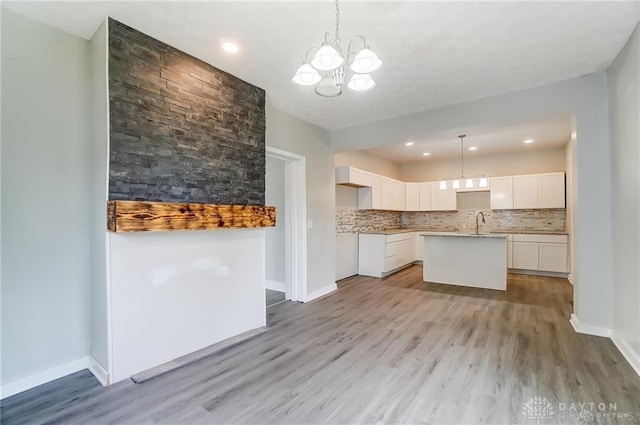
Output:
[
  {"xmin": 336, "ymin": 209, "xmax": 402, "ymax": 233},
  {"xmin": 402, "ymin": 209, "xmax": 566, "ymax": 232},
  {"xmin": 336, "ymin": 208, "xmax": 565, "ymax": 233}
]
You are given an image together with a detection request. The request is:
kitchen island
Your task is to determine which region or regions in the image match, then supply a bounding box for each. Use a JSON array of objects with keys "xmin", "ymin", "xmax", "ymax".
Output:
[{"xmin": 420, "ymin": 232, "xmax": 508, "ymax": 290}]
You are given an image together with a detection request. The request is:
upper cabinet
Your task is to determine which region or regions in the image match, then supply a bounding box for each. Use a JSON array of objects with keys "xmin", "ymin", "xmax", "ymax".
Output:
[
  {"xmin": 490, "ymin": 176, "xmax": 514, "ymax": 209},
  {"xmin": 430, "ymin": 181, "xmax": 457, "ymax": 211},
  {"xmin": 513, "ymin": 172, "xmax": 565, "ymax": 209},
  {"xmin": 336, "ymin": 166, "xmax": 565, "ymax": 211},
  {"xmin": 381, "ymin": 177, "xmax": 406, "ymax": 211},
  {"xmin": 538, "ymin": 173, "xmax": 565, "ymax": 208},
  {"xmin": 405, "ymin": 183, "xmax": 420, "ymax": 211}
]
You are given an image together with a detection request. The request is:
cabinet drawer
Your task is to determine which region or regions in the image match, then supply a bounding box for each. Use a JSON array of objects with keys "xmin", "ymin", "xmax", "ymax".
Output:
[
  {"xmin": 386, "ymin": 233, "xmax": 414, "ymax": 243},
  {"xmin": 513, "ymin": 234, "xmax": 567, "ymax": 244}
]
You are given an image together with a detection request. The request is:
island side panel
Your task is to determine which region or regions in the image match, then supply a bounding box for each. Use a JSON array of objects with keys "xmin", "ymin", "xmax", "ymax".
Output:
[{"xmin": 423, "ymin": 235, "xmax": 507, "ymax": 290}]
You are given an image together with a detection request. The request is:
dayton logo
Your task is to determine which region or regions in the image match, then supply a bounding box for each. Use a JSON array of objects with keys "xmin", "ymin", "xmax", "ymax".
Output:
[{"xmin": 522, "ymin": 397, "xmax": 554, "ymax": 424}]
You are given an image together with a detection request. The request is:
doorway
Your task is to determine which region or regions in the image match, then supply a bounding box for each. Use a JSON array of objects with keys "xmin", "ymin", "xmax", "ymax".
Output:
[{"xmin": 265, "ymin": 146, "xmax": 307, "ymax": 304}]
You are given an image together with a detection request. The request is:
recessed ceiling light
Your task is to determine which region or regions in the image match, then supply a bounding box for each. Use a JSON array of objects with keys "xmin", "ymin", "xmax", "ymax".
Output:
[
  {"xmin": 524, "ymin": 139, "xmax": 534, "ymax": 144},
  {"xmin": 405, "ymin": 141, "xmax": 414, "ymax": 146},
  {"xmin": 422, "ymin": 152, "xmax": 430, "ymax": 156},
  {"xmin": 221, "ymin": 41, "xmax": 239, "ymax": 53},
  {"xmin": 469, "ymin": 146, "xmax": 477, "ymax": 151}
]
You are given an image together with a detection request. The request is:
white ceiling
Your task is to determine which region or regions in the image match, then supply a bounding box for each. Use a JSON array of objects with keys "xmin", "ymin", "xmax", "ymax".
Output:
[
  {"xmin": 363, "ymin": 115, "xmax": 572, "ymax": 164},
  {"xmin": 4, "ymin": 1, "xmax": 639, "ymax": 131}
]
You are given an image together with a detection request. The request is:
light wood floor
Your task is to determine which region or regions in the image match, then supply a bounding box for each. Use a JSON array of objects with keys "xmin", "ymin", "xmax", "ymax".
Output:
[{"xmin": 3, "ymin": 266, "xmax": 640, "ymax": 424}]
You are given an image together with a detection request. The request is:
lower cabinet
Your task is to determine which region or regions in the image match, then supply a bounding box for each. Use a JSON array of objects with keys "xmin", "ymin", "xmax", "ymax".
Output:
[
  {"xmin": 512, "ymin": 234, "xmax": 568, "ymax": 273},
  {"xmin": 359, "ymin": 232, "xmax": 417, "ymax": 278}
]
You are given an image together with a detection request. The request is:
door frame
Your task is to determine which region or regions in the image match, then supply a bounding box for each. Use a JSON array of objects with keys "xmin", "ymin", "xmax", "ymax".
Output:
[{"xmin": 265, "ymin": 146, "xmax": 307, "ymax": 302}]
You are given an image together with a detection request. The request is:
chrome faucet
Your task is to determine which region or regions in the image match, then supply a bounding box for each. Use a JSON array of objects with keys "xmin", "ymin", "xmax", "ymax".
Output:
[{"xmin": 475, "ymin": 211, "xmax": 486, "ymax": 235}]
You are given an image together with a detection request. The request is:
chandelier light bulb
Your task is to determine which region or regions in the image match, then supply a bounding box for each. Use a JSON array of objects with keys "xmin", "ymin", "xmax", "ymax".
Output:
[
  {"xmin": 350, "ymin": 48, "xmax": 383, "ymax": 74},
  {"xmin": 347, "ymin": 74, "xmax": 376, "ymax": 92},
  {"xmin": 291, "ymin": 64, "xmax": 322, "ymax": 86},
  {"xmin": 310, "ymin": 45, "xmax": 344, "ymax": 71},
  {"xmin": 314, "ymin": 77, "xmax": 342, "ymax": 97},
  {"xmin": 452, "ymin": 180, "xmax": 460, "ymax": 190},
  {"xmin": 465, "ymin": 178, "xmax": 474, "ymax": 188}
]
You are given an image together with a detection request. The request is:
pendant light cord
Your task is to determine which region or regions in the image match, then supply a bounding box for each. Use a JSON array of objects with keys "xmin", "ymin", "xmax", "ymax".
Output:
[{"xmin": 459, "ymin": 135, "xmax": 465, "ymax": 179}]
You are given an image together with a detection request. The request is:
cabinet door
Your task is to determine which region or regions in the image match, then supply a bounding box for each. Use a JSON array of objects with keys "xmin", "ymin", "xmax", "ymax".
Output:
[
  {"xmin": 513, "ymin": 241, "xmax": 539, "ymax": 270},
  {"xmin": 405, "ymin": 183, "xmax": 420, "ymax": 211},
  {"xmin": 430, "ymin": 181, "xmax": 457, "ymax": 211},
  {"xmin": 395, "ymin": 238, "xmax": 415, "ymax": 268},
  {"xmin": 539, "ymin": 243, "xmax": 568, "ymax": 272},
  {"xmin": 513, "ymin": 175, "xmax": 538, "ymax": 209},
  {"xmin": 380, "ymin": 177, "xmax": 394, "ymax": 210},
  {"xmin": 507, "ymin": 241, "xmax": 513, "ymax": 269},
  {"xmin": 419, "ymin": 183, "xmax": 431, "ymax": 210},
  {"xmin": 490, "ymin": 176, "xmax": 514, "ymax": 209},
  {"xmin": 415, "ymin": 233, "xmax": 424, "ymax": 262},
  {"xmin": 538, "ymin": 173, "xmax": 565, "ymax": 208},
  {"xmin": 394, "ymin": 181, "xmax": 406, "ymax": 211}
]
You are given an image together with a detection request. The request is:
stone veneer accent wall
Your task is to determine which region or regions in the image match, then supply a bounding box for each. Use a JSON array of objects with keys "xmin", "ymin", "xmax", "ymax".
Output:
[
  {"xmin": 108, "ymin": 19, "xmax": 266, "ymax": 204},
  {"xmin": 336, "ymin": 209, "xmax": 403, "ymax": 233},
  {"xmin": 402, "ymin": 209, "xmax": 566, "ymax": 232}
]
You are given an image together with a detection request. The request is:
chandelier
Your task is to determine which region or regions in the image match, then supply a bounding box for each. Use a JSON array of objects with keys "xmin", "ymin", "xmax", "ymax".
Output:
[
  {"xmin": 440, "ymin": 135, "xmax": 488, "ymax": 190},
  {"xmin": 291, "ymin": 0, "xmax": 383, "ymax": 97}
]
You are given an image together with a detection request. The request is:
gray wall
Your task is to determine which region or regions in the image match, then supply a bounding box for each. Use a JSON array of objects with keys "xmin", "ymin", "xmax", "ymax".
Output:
[
  {"xmin": 608, "ymin": 22, "xmax": 640, "ymax": 366},
  {"xmin": 266, "ymin": 101, "xmax": 336, "ymax": 295},
  {"xmin": 108, "ymin": 19, "xmax": 265, "ymax": 205},
  {"xmin": 90, "ymin": 20, "xmax": 110, "ymax": 372},
  {"xmin": 265, "ymin": 156, "xmax": 286, "ymax": 284},
  {"xmin": 1, "ymin": 9, "xmax": 92, "ymax": 384}
]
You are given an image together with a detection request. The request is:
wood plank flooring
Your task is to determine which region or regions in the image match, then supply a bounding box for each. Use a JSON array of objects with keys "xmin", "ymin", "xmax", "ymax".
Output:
[{"xmin": 3, "ymin": 266, "xmax": 640, "ymax": 424}]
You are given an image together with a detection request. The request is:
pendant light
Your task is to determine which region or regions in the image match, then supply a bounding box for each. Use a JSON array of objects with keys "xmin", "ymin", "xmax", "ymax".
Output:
[
  {"xmin": 440, "ymin": 135, "xmax": 488, "ymax": 190},
  {"xmin": 291, "ymin": 0, "xmax": 383, "ymax": 97}
]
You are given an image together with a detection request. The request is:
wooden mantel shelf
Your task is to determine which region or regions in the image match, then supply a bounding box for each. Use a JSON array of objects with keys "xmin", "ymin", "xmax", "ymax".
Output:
[{"xmin": 107, "ymin": 200, "xmax": 276, "ymax": 233}]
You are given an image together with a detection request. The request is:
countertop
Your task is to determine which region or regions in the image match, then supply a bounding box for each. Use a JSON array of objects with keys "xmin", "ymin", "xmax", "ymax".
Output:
[
  {"xmin": 419, "ymin": 232, "xmax": 506, "ymax": 239},
  {"xmin": 357, "ymin": 228, "xmax": 568, "ymax": 236}
]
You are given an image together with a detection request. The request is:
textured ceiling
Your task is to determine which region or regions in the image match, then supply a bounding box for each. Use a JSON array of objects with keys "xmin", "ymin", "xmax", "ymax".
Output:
[
  {"xmin": 4, "ymin": 1, "xmax": 639, "ymax": 130},
  {"xmin": 363, "ymin": 115, "xmax": 572, "ymax": 164}
]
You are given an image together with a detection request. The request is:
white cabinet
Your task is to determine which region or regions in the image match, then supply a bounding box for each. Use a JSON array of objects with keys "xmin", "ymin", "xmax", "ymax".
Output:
[
  {"xmin": 507, "ymin": 240, "xmax": 513, "ymax": 269},
  {"xmin": 405, "ymin": 183, "xmax": 420, "ymax": 211},
  {"xmin": 538, "ymin": 173, "xmax": 565, "ymax": 208},
  {"xmin": 419, "ymin": 183, "xmax": 431, "ymax": 211},
  {"xmin": 381, "ymin": 177, "xmax": 406, "ymax": 211},
  {"xmin": 513, "ymin": 175, "xmax": 539, "ymax": 209},
  {"xmin": 512, "ymin": 234, "xmax": 568, "ymax": 273},
  {"xmin": 430, "ymin": 181, "xmax": 457, "ymax": 211},
  {"xmin": 356, "ymin": 174, "xmax": 382, "ymax": 210},
  {"xmin": 513, "ymin": 173, "xmax": 565, "ymax": 209},
  {"xmin": 490, "ymin": 176, "xmax": 514, "ymax": 209},
  {"xmin": 335, "ymin": 166, "xmax": 370, "ymax": 187},
  {"xmin": 415, "ymin": 232, "xmax": 424, "ymax": 262},
  {"xmin": 513, "ymin": 241, "xmax": 539, "ymax": 270},
  {"xmin": 358, "ymin": 233, "xmax": 416, "ymax": 278},
  {"xmin": 539, "ymin": 243, "xmax": 568, "ymax": 272}
]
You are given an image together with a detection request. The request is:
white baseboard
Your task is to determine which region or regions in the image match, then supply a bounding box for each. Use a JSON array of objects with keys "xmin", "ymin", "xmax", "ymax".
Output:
[
  {"xmin": 88, "ymin": 357, "xmax": 110, "ymax": 386},
  {"xmin": 569, "ymin": 314, "xmax": 612, "ymax": 337},
  {"xmin": 305, "ymin": 283, "xmax": 338, "ymax": 302},
  {"xmin": 1, "ymin": 356, "xmax": 92, "ymax": 399},
  {"xmin": 611, "ymin": 333, "xmax": 640, "ymax": 378},
  {"xmin": 266, "ymin": 279, "xmax": 286, "ymax": 292},
  {"xmin": 567, "ymin": 273, "xmax": 574, "ymax": 285}
]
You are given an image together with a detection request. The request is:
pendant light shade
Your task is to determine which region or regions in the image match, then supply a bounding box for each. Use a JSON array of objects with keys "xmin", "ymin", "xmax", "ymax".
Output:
[
  {"xmin": 440, "ymin": 179, "xmax": 447, "ymax": 190},
  {"xmin": 311, "ymin": 45, "xmax": 344, "ymax": 71},
  {"xmin": 291, "ymin": 64, "xmax": 322, "ymax": 86},
  {"xmin": 479, "ymin": 176, "xmax": 488, "ymax": 188},
  {"xmin": 465, "ymin": 178, "xmax": 474, "ymax": 189},
  {"xmin": 452, "ymin": 180, "xmax": 460, "ymax": 190},
  {"xmin": 350, "ymin": 48, "xmax": 383, "ymax": 74},
  {"xmin": 314, "ymin": 77, "xmax": 342, "ymax": 97},
  {"xmin": 347, "ymin": 74, "xmax": 376, "ymax": 92}
]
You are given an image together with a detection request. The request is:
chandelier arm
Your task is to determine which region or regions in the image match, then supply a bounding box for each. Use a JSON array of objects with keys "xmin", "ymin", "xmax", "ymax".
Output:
[
  {"xmin": 347, "ymin": 35, "xmax": 367, "ymax": 56},
  {"xmin": 303, "ymin": 47, "xmax": 319, "ymax": 64}
]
